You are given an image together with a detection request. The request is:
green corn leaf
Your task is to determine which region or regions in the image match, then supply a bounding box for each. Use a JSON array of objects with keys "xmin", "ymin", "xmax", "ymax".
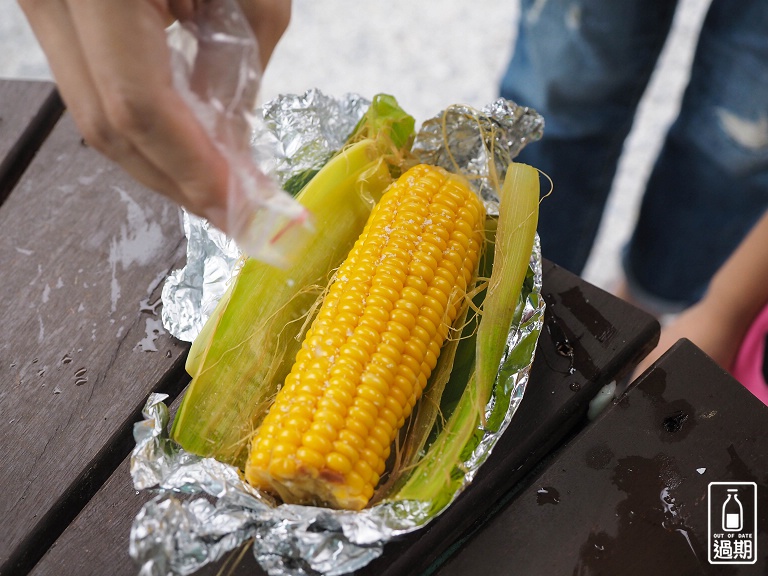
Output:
[{"xmin": 392, "ymin": 162, "xmax": 540, "ymax": 513}]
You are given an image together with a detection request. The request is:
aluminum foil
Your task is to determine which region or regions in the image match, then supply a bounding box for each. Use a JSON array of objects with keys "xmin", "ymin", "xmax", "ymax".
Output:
[
  {"xmin": 252, "ymin": 89, "xmax": 371, "ymax": 187},
  {"xmin": 161, "ymin": 213, "xmax": 241, "ymax": 342},
  {"xmin": 145, "ymin": 91, "xmax": 547, "ymax": 575},
  {"xmin": 412, "ymin": 99, "xmax": 544, "ymax": 212},
  {"xmin": 132, "ymin": 240, "xmax": 543, "ymax": 576}
]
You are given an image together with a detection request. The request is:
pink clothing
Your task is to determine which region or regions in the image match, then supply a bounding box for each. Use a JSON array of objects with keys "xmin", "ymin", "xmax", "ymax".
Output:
[{"xmin": 731, "ymin": 304, "xmax": 768, "ymax": 406}]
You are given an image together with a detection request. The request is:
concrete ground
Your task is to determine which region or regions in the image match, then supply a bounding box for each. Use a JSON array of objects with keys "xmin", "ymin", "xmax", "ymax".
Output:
[{"xmin": 0, "ymin": 0, "xmax": 711, "ymax": 291}]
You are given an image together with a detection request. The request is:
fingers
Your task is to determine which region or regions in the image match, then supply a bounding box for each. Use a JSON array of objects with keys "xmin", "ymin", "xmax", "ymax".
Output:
[
  {"xmin": 20, "ymin": 0, "xmax": 292, "ymax": 233},
  {"xmin": 238, "ymin": 0, "xmax": 291, "ymax": 68},
  {"xmin": 168, "ymin": 0, "xmax": 201, "ymax": 22},
  {"xmin": 19, "ymin": 0, "xmax": 189, "ymax": 207},
  {"xmin": 67, "ymin": 0, "xmax": 230, "ymax": 217}
]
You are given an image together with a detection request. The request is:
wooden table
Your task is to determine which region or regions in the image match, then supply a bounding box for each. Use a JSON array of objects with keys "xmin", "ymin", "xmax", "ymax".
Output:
[
  {"xmin": 1, "ymin": 79, "xmax": 662, "ymax": 576},
  {"xmin": 1, "ymin": 80, "xmax": 190, "ymax": 575},
  {"xmin": 438, "ymin": 339, "xmax": 768, "ymax": 575}
]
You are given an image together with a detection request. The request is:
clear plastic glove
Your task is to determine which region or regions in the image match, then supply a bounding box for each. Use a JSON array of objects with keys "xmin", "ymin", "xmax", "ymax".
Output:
[{"xmin": 21, "ymin": 0, "xmax": 310, "ymax": 267}]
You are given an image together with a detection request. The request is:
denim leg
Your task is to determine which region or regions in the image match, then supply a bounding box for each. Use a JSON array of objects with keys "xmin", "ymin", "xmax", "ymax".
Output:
[
  {"xmin": 500, "ymin": 0, "xmax": 679, "ymax": 274},
  {"xmin": 626, "ymin": 0, "xmax": 768, "ymax": 306}
]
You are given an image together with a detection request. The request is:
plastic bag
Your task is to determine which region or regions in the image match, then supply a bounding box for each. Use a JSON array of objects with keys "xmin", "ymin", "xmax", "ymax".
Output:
[{"xmin": 167, "ymin": 0, "xmax": 313, "ymax": 268}]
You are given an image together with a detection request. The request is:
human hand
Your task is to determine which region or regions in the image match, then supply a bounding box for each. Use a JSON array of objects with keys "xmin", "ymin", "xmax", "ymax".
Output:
[
  {"xmin": 632, "ymin": 299, "xmax": 744, "ymax": 379},
  {"xmin": 19, "ymin": 0, "xmax": 291, "ymax": 230}
]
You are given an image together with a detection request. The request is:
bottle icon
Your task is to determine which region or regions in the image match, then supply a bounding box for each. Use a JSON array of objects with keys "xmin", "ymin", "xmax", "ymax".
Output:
[{"xmin": 722, "ymin": 488, "xmax": 743, "ymax": 532}]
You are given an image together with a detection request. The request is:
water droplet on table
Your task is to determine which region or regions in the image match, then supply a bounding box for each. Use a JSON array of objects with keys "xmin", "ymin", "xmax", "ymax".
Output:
[
  {"xmin": 663, "ymin": 410, "xmax": 689, "ymax": 433},
  {"xmin": 536, "ymin": 486, "xmax": 561, "ymax": 505}
]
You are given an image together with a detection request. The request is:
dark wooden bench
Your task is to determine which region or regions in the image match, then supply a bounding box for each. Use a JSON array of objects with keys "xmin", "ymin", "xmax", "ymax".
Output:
[
  {"xmin": 2, "ymin": 78, "xmax": 664, "ymax": 576},
  {"xmin": 0, "ymin": 79, "xmax": 190, "ymax": 575},
  {"xmin": 439, "ymin": 339, "xmax": 768, "ymax": 575}
]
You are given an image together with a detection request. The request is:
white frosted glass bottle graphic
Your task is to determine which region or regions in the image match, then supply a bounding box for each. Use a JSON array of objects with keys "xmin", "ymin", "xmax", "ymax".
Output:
[{"xmin": 722, "ymin": 488, "xmax": 743, "ymax": 532}]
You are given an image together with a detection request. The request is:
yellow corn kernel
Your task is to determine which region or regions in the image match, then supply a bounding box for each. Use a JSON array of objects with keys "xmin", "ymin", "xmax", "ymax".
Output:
[{"xmin": 245, "ymin": 164, "xmax": 485, "ymax": 510}]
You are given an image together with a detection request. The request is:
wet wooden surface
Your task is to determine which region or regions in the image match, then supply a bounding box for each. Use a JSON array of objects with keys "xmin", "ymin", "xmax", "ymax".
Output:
[
  {"xmin": 0, "ymin": 80, "xmax": 63, "ymax": 204},
  {"xmin": 3, "ymin": 78, "xmax": 666, "ymax": 576},
  {"xmin": 0, "ymin": 80, "xmax": 190, "ymax": 575},
  {"xmin": 439, "ymin": 339, "xmax": 768, "ymax": 575}
]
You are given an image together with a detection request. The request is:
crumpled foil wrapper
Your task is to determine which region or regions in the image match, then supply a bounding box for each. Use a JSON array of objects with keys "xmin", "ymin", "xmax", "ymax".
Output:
[
  {"xmin": 132, "ymin": 240, "xmax": 543, "ymax": 576},
  {"xmin": 252, "ymin": 89, "xmax": 371, "ymax": 187},
  {"xmin": 412, "ymin": 99, "xmax": 544, "ymax": 212},
  {"xmin": 146, "ymin": 90, "xmax": 546, "ymax": 575},
  {"xmin": 161, "ymin": 213, "xmax": 241, "ymax": 342}
]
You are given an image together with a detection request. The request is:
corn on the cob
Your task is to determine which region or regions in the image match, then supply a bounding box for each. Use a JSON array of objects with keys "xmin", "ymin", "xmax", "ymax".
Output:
[
  {"xmin": 172, "ymin": 139, "xmax": 393, "ymax": 468},
  {"xmin": 245, "ymin": 164, "xmax": 486, "ymax": 510}
]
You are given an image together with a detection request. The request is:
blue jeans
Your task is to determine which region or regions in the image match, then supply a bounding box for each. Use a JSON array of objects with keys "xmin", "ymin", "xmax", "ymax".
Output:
[{"xmin": 501, "ymin": 0, "xmax": 768, "ymax": 309}]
